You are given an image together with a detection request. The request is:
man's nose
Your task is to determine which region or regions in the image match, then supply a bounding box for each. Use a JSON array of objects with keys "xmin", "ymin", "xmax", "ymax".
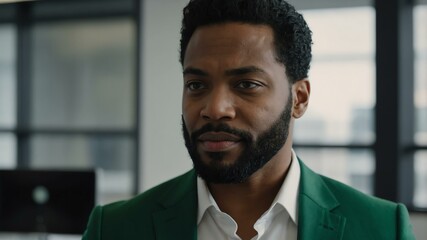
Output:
[{"xmin": 200, "ymin": 87, "xmax": 236, "ymax": 121}]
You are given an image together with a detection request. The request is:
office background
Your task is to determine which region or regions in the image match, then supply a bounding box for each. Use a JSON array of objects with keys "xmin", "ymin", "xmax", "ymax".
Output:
[{"xmin": 0, "ymin": 0, "xmax": 426, "ymax": 239}]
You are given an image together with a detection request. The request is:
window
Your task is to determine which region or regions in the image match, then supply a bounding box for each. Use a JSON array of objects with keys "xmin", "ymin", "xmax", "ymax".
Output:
[
  {"xmin": 28, "ymin": 19, "xmax": 137, "ymax": 204},
  {"xmin": 0, "ymin": 0, "xmax": 139, "ymax": 206},
  {"xmin": 414, "ymin": 4, "xmax": 427, "ymax": 208},
  {"xmin": 30, "ymin": 20, "xmax": 135, "ymax": 130},
  {"xmin": 294, "ymin": 7, "xmax": 375, "ymax": 194},
  {"xmin": 0, "ymin": 24, "xmax": 17, "ymax": 169},
  {"xmin": 0, "ymin": 25, "xmax": 16, "ymax": 128},
  {"xmin": 290, "ymin": 0, "xmax": 427, "ymax": 213}
]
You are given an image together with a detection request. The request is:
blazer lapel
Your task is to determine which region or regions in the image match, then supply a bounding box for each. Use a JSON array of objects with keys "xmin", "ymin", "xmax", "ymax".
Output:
[
  {"xmin": 149, "ymin": 161, "xmax": 347, "ymax": 240},
  {"xmin": 152, "ymin": 170, "xmax": 198, "ymax": 240},
  {"xmin": 297, "ymin": 160, "xmax": 346, "ymax": 240}
]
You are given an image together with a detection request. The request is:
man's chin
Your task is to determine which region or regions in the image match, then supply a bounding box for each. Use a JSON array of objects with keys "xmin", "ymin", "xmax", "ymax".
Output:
[
  {"xmin": 199, "ymin": 146, "xmax": 245, "ymax": 163},
  {"xmin": 192, "ymin": 159, "xmax": 250, "ymax": 184},
  {"xmin": 203, "ymin": 151, "xmax": 226, "ymax": 162}
]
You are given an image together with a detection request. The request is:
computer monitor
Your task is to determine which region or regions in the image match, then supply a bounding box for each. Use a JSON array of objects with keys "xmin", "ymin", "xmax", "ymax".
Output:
[{"xmin": 0, "ymin": 169, "xmax": 95, "ymax": 234}]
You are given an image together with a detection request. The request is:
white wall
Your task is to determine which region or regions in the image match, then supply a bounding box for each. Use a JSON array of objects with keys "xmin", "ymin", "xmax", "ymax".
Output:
[
  {"xmin": 140, "ymin": 0, "xmax": 192, "ymax": 191},
  {"xmin": 411, "ymin": 213, "xmax": 427, "ymax": 240}
]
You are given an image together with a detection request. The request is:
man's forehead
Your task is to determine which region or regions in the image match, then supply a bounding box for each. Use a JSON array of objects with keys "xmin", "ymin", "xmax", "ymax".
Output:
[{"xmin": 183, "ymin": 22, "xmax": 276, "ymax": 66}]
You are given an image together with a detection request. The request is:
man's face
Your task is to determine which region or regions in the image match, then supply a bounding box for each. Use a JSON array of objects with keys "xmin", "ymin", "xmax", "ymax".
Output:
[{"xmin": 182, "ymin": 23, "xmax": 293, "ymax": 183}]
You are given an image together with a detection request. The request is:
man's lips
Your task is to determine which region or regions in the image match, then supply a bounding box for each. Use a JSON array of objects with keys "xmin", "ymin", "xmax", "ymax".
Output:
[{"xmin": 198, "ymin": 132, "xmax": 241, "ymax": 152}]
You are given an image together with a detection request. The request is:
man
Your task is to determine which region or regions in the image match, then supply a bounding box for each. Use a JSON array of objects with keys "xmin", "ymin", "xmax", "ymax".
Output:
[{"xmin": 83, "ymin": 0, "xmax": 415, "ymax": 239}]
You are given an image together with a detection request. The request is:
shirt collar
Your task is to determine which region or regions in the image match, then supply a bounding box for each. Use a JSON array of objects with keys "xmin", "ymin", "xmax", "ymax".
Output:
[{"xmin": 196, "ymin": 149, "xmax": 300, "ymax": 225}]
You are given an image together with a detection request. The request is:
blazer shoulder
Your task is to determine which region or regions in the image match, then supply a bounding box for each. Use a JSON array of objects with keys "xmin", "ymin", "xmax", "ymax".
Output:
[
  {"xmin": 104, "ymin": 169, "xmax": 197, "ymax": 216},
  {"xmin": 321, "ymin": 174, "xmax": 397, "ymax": 211},
  {"xmin": 299, "ymin": 159, "xmax": 396, "ymax": 212},
  {"xmin": 296, "ymin": 159, "xmax": 416, "ymax": 239},
  {"xmin": 319, "ymin": 175, "xmax": 416, "ymax": 239},
  {"xmin": 83, "ymin": 169, "xmax": 197, "ymax": 239}
]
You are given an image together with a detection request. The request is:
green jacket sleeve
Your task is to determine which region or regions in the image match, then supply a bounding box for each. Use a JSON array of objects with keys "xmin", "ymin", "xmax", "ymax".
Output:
[
  {"xmin": 396, "ymin": 203, "xmax": 416, "ymax": 240},
  {"xmin": 82, "ymin": 206, "xmax": 103, "ymax": 240}
]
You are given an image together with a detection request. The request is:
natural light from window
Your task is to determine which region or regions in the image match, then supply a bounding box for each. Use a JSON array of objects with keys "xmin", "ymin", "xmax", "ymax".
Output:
[{"xmin": 294, "ymin": 7, "xmax": 376, "ymax": 195}]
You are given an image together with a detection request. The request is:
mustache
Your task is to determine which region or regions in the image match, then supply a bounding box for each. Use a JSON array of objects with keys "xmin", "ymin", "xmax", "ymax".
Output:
[{"xmin": 190, "ymin": 123, "xmax": 253, "ymax": 144}]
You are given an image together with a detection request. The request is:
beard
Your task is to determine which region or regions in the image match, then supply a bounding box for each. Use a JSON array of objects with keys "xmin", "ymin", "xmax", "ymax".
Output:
[{"xmin": 182, "ymin": 93, "xmax": 293, "ymax": 184}]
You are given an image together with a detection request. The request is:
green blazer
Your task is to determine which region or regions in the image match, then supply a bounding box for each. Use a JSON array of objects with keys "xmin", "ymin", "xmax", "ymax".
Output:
[{"xmin": 82, "ymin": 160, "xmax": 415, "ymax": 240}]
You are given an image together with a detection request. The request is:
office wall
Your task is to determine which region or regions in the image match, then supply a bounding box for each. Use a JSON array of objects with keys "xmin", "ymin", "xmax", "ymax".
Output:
[
  {"xmin": 140, "ymin": 0, "xmax": 191, "ymax": 191},
  {"xmin": 140, "ymin": 1, "xmax": 426, "ymax": 238},
  {"xmin": 411, "ymin": 213, "xmax": 427, "ymax": 239}
]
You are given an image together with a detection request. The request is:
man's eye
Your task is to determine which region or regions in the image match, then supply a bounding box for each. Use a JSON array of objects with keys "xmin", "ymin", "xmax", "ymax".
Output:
[
  {"xmin": 186, "ymin": 81, "xmax": 206, "ymax": 91},
  {"xmin": 236, "ymin": 81, "xmax": 260, "ymax": 89}
]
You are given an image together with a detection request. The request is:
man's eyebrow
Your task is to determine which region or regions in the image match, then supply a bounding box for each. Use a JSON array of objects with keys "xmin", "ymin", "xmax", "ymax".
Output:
[
  {"xmin": 183, "ymin": 67, "xmax": 209, "ymax": 76},
  {"xmin": 225, "ymin": 66, "xmax": 267, "ymax": 76}
]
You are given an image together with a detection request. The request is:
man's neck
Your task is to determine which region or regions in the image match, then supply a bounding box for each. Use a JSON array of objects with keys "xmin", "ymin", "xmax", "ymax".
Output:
[{"xmin": 206, "ymin": 147, "xmax": 293, "ymax": 239}]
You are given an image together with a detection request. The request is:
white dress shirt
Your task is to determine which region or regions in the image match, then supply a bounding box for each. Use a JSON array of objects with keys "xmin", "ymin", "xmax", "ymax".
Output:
[{"xmin": 197, "ymin": 150, "xmax": 300, "ymax": 240}]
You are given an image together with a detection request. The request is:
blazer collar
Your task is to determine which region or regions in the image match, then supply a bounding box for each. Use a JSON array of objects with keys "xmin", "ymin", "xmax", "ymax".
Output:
[
  {"xmin": 150, "ymin": 160, "xmax": 347, "ymax": 240},
  {"xmin": 297, "ymin": 159, "xmax": 346, "ymax": 240},
  {"xmin": 152, "ymin": 170, "xmax": 198, "ymax": 240}
]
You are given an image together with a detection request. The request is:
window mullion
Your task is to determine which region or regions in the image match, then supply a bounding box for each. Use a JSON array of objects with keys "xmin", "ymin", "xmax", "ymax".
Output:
[
  {"xmin": 375, "ymin": 0, "xmax": 415, "ymax": 204},
  {"xmin": 16, "ymin": 2, "xmax": 33, "ymax": 168}
]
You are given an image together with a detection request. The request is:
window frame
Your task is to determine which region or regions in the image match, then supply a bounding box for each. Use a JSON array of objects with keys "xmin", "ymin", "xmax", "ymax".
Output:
[
  {"xmin": 0, "ymin": 0, "xmax": 141, "ymax": 197},
  {"xmin": 292, "ymin": 0, "xmax": 427, "ymax": 212}
]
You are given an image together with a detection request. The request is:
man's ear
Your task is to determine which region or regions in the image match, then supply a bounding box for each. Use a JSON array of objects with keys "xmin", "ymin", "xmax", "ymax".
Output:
[{"xmin": 292, "ymin": 79, "xmax": 310, "ymax": 119}]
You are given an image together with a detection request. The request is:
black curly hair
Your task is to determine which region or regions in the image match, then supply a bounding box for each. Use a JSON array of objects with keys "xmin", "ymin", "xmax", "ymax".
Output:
[{"xmin": 180, "ymin": 0, "xmax": 312, "ymax": 83}]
